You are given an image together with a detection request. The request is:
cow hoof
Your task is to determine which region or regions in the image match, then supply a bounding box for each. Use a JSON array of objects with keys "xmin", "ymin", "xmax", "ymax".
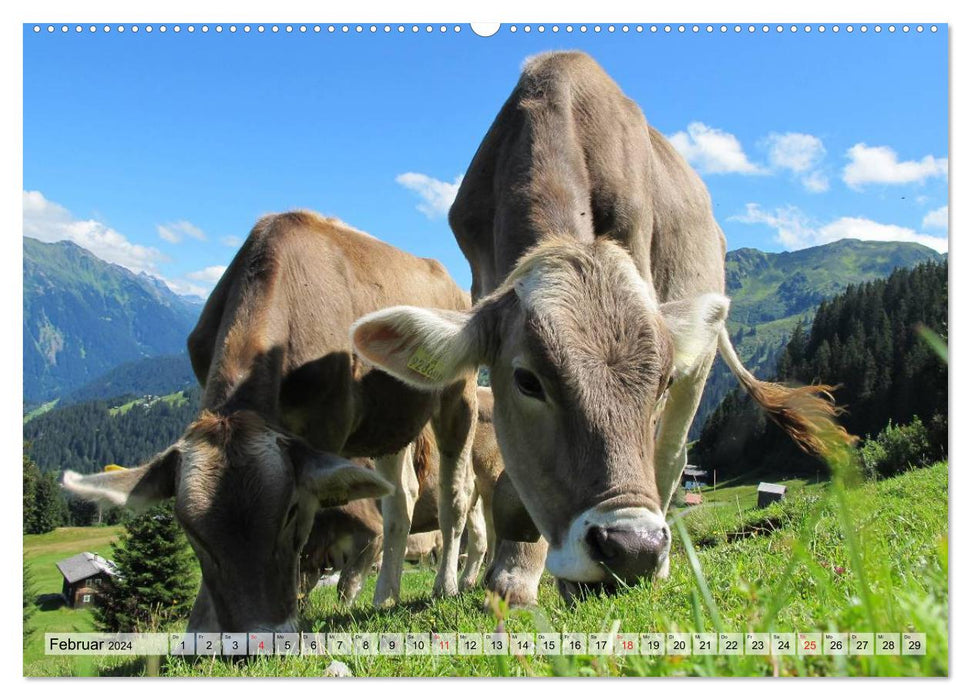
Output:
[
  {"xmin": 484, "ymin": 578, "xmax": 538, "ymax": 608},
  {"xmin": 655, "ymin": 557, "xmax": 671, "ymax": 579},
  {"xmin": 372, "ymin": 589, "xmax": 399, "ymax": 608},
  {"xmin": 459, "ymin": 575, "xmax": 481, "ymax": 592},
  {"xmin": 432, "ymin": 580, "xmax": 459, "ymax": 598}
]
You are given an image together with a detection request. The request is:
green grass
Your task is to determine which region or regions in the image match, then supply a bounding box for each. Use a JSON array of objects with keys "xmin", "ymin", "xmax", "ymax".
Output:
[
  {"xmin": 24, "ymin": 399, "xmax": 59, "ymax": 424},
  {"xmin": 23, "ymin": 526, "xmax": 123, "ymax": 673},
  {"xmin": 108, "ymin": 391, "xmax": 189, "ymax": 417},
  {"xmin": 25, "ymin": 464, "xmax": 948, "ymax": 677}
]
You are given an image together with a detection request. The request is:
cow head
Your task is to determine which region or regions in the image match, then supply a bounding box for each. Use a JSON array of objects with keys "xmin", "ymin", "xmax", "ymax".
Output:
[
  {"xmin": 352, "ymin": 239, "xmax": 727, "ymax": 592},
  {"xmin": 62, "ymin": 409, "xmax": 391, "ymax": 631}
]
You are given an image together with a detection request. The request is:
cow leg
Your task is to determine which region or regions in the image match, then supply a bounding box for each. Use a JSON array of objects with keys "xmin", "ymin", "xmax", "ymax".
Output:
[
  {"xmin": 187, "ymin": 583, "xmax": 219, "ymax": 633},
  {"xmin": 483, "ymin": 539, "xmax": 548, "ymax": 607},
  {"xmin": 338, "ymin": 534, "xmax": 382, "ymax": 607},
  {"xmin": 480, "ymin": 487, "xmax": 496, "ymax": 568},
  {"xmin": 460, "ymin": 489, "xmax": 488, "ymax": 590},
  {"xmin": 373, "ymin": 445, "xmax": 419, "ymax": 607},
  {"xmin": 652, "ymin": 348, "xmax": 717, "ymax": 576},
  {"xmin": 431, "ymin": 377, "xmax": 477, "ymax": 597}
]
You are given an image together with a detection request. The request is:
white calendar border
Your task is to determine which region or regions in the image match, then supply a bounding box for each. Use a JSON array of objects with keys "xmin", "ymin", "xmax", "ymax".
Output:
[{"xmin": 7, "ymin": 0, "xmax": 963, "ymax": 695}]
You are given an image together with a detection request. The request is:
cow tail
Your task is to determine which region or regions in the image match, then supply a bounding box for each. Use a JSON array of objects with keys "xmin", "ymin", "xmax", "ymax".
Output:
[
  {"xmin": 412, "ymin": 426, "xmax": 436, "ymax": 496},
  {"xmin": 716, "ymin": 327, "xmax": 856, "ymax": 457}
]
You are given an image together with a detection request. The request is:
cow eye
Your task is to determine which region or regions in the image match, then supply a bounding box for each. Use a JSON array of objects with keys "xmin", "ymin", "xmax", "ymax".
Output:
[{"xmin": 513, "ymin": 368, "xmax": 545, "ymax": 401}]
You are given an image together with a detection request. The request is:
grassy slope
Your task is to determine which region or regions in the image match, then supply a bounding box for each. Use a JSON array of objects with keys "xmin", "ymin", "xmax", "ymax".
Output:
[
  {"xmin": 107, "ymin": 391, "xmax": 190, "ymax": 417},
  {"xmin": 23, "ymin": 399, "xmax": 59, "ymax": 424},
  {"xmin": 23, "ymin": 527, "xmax": 123, "ymax": 672},
  {"xmin": 25, "ymin": 464, "xmax": 948, "ymax": 677}
]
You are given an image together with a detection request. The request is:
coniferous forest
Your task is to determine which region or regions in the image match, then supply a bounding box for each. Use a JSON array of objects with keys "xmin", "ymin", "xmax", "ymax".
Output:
[
  {"xmin": 692, "ymin": 260, "xmax": 948, "ymax": 479},
  {"xmin": 24, "ymin": 387, "xmax": 201, "ymax": 475}
]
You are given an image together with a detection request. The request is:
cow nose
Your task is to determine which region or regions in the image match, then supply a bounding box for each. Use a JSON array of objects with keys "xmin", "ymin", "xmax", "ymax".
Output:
[{"xmin": 585, "ymin": 524, "xmax": 670, "ymax": 580}]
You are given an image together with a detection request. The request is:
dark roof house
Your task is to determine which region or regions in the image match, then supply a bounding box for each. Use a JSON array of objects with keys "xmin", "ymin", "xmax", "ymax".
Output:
[{"xmin": 56, "ymin": 552, "xmax": 118, "ymax": 608}]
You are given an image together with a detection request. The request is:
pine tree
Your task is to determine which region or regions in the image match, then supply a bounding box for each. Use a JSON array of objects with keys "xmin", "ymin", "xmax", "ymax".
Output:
[
  {"xmin": 23, "ymin": 561, "xmax": 37, "ymax": 643},
  {"xmin": 692, "ymin": 259, "xmax": 947, "ymax": 479},
  {"xmin": 95, "ymin": 503, "xmax": 198, "ymax": 632},
  {"xmin": 23, "ymin": 448, "xmax": 68, "ymax": 534}
]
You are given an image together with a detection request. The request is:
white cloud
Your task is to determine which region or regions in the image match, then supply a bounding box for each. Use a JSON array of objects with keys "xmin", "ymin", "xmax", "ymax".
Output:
[
  {"xmin": 220, "ymin": 235, "xmax": 243, "ymax": 248},
  {"xmin": 23, "ymin": 190, "xmax": 167, "ymax": 274},
  {"xmin": 396, "ymin": 172, "xmax": 463, "ymax": 218},
  {"xmin": 765, "ymin": 132, "xmax": 825, "ymax": 172},
  {"xmin": 157, "ymin": 220, "xmax": 206, "ymax": 243},
  {"xmin": 732, "ymin": 204, "xmax": 816, "ymax": 249},
  {"xmin": 801, "ymin": 170, "xmax": 830, "ymax": 193},
  {"xmin": 922, "ymin": 205, "xmax": 948, "ymax": 230},
  {"xmin": 162, "ymin": 277, "xmax": 209, "ymax": 298},
  {"xmin": 732, "ymin": 203, "xmax": 948, "ymax": 254},
  {"xmin": 764, "ymin": 132, "xmax": 829, "ymax": 192},
  {"xmin": 842, "ymin": 143, "xmax": 948, "ymax": 189},
  {"xmin": 186, "ymin": 265, "xmax": 227, "ymax": 284},
  {"xmin": 668, "ymin": 122, "xmax": 764, "ymax": 175}
]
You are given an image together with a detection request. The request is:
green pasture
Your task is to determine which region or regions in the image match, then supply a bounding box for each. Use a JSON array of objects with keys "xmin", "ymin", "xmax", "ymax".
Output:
[{"xmin": 24, "ymin": 463, "xmax": 948, "ymax": 677}]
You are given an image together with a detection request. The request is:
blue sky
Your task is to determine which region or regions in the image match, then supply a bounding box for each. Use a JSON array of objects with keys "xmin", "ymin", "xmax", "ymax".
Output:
[{"xmin": 23, "ymin": 23, "xmax": 948, "ymax": 296}]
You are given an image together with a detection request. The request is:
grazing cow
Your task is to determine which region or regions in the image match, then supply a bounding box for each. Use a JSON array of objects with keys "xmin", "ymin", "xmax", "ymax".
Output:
[
  {"xmin": 299, "ymin": 426, "xmax": 488, "ymax": 604},
  {"xmin": 64, "ymin": 211, "xmax": 478, "ymax": 630},
  {"xmin": 299, "ymin": 498, "xmax": 384, "ymax": 601},
  {"xmin": 405, "ymin": 531, "xmax": 444, "ymax": 566},
  {"xmin": 469, "ymin": 386, "xmax": 505, "ymax": 567},
  {"xmin": 352, "ymin": 52, "xmax": 851, "ymax": 604}
]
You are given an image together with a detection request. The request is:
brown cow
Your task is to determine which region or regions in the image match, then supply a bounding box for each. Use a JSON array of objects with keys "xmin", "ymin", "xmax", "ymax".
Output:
[
  {"xmin": 64, "ymin": 211, "xmax": 478, "ymax": 630},
  {"xmin": 299, "ymin": 425, "xmax": 488, "ymax": 604},
  {"xmin": 352, "ymin": 52, "xmax": 851, "ymax": 604}
]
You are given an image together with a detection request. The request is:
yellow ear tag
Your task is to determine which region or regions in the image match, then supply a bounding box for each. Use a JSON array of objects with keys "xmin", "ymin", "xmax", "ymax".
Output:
[
  {"xmin": 103, "ymin": 464, "xmax": 128, "ymax": 472},
  {"xmin": 407, "ymin": 346, "xmax": 446, "ymax": 381}
]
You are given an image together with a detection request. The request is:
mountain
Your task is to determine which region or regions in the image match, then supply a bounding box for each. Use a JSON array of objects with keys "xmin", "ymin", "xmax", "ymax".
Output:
[
  {"xmin": 691, "ymin": 239, "xmax": 945, "ymax": 438},
  {"xmin": 62, "ymin": 353, "xmax": 198, "ymax": 406},
  {"xmin": 23, "ymin": 237, "xmax": 202, "ymax": 402}
]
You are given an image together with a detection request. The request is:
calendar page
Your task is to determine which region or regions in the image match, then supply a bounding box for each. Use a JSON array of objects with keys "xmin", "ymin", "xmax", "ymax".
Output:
[{"xmin": 20, "ymin": 6, "xmax": 950, "ymax": 682}]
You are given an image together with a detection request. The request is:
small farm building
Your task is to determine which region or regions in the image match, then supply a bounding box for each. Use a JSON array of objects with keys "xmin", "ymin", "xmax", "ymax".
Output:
[
  {"xmin": 56, "ymin": 552, "xmax": 117, "ymax": 608},
  {"xmin": 757, "ymin": 482, "xmax": 787, "ymax": 508}
]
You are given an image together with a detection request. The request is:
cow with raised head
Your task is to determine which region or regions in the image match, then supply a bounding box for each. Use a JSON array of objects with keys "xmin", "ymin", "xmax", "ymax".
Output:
[
  {"xmin": 351, "ymin": 52, "xmax": 852, "ymax": 605},
  {"xmin": 64, "ymin": 211, "xmax": 479, "ymax": 630}
]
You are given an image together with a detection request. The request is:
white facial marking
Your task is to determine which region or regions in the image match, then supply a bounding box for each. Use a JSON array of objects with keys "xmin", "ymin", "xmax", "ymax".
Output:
[{"xmin": 545, "ymin": 507, "xmax": 669, "ymax": 582}]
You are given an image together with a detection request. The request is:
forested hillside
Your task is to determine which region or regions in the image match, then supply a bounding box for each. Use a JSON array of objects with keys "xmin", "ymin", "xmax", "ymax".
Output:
[
  {"xmin": 62, "ymin": 354, "xmax": 197, "ymax": 405},
  {"xmin": 691, "ymin": 239, "xmax": 944, "ymax": 437},
  {"xmin": 692, "ymin": 259, "xmax": 947, "ymax": 479},
  {"xmin": 24, "ymin": 388, "xmax": 201, "ymax": 475}
]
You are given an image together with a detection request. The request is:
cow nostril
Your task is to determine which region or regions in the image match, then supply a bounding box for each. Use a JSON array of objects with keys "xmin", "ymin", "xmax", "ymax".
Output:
[
  {"xmin": 585, "ymin": 524, "xmax": 669, "ymax": 579},
  {"xmin": 585, "ymin": 525, "xmax": 618, "ymax": 563}
]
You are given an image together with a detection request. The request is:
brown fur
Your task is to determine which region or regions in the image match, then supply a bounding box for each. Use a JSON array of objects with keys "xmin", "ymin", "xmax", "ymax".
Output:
[
  {"xmin": 444, "ymin": 51, "xmax": 851, "ymax": 601},
  {"xmin": 745, "ymin": 380, "xmax": 854, "ymax": 455},
  {"xmin": 299, "ymin": 418, "xmax": 491, "ymax": 603},
  {"xmin": 68, "ymin": 211, "xmax": 479, "ymax": 631}
]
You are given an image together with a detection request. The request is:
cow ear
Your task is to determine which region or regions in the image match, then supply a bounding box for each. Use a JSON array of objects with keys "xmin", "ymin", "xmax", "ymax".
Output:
[
  {"xmin": 351, "ymin": 306, "xmax": 484, "ymax": 389},
  {"xmin": 292, "ymin": 443, "xmax": 394, "ymax": 508},
  {"xmin": 62, "ymin": 446, "xmax": 179, "ymax": 511},
  {"xmin": 493, "ymin": 472, "xmax": 541, "ymax": 542},
  {"xmin": 660, "ymin": 293, "xmax": 729, "ymax": 375}
]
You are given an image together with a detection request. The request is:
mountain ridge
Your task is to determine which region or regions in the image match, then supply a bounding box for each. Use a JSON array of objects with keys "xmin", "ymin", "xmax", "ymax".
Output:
[{"xmin": 23, "ymin": 237, "xmax": 202, "ymax": 402}]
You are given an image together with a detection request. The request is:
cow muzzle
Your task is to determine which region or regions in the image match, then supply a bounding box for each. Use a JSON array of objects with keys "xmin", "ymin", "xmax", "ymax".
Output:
[{"xmin": 546, "ymin": 507, "xmax": 670, "ymax": 584}]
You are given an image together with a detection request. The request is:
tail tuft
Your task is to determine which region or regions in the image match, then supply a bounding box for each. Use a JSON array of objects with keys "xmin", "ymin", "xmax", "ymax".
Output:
[{"xmin": 717, "ymin": 328, "xmax": 856, "ymax": 458}]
